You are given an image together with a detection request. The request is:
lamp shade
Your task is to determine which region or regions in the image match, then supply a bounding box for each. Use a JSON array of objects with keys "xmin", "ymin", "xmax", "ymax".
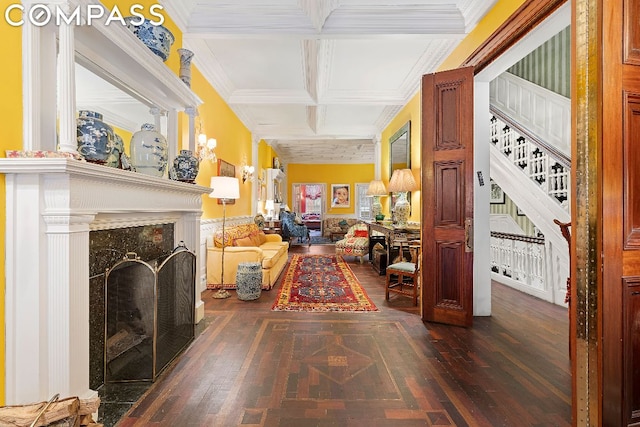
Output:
[
  {"xmin": 366, "ymin": 180, "xmax": 388, "ymax": 196},
  {"xmin": 264, "ymin": 199, "xmax": 275, "ymax": 210},
  {"xmin": 209, "ymin": 176, "xmax": 240, "ymax": 199},
  {"xmin": 387, "ymin": 169, "xmax": 419, "ymax": 192}
]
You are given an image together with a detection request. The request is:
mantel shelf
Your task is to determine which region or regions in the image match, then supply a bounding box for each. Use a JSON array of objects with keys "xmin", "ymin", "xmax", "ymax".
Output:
[
  {"xmin": 0, "ymin": 158, "xmax": 211, "ymax": 200},
  {"xmin": 74, "ymin": 0, "xmax": 202, "ymax": 112}
]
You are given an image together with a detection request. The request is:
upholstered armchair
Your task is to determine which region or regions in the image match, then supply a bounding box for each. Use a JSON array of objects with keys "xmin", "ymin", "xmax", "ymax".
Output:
[
  {"xmin": 280, "ymin": 211, "xmax": 310, "ymax": 245},
  {"xmin": 335, "ymin": 222, "xmax": 369, "ymax": 263}
]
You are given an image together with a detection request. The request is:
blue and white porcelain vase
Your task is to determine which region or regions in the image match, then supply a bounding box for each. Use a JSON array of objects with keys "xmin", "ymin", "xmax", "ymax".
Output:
[
  {"xmin": 130, "ymin": 123, "xmax": 168, "ymax": 177},
  {"xmin": 177, "ymin": 48, "xmax": 194, "ymax": 87},
  {"xmin": 124, "ymin": 17, "xmax": 175, "ymax": 62},
  {"xmin": 76, "ymin": 110, "xmax": 115, "ymax": 164},
  {"xmin": 105, "ymin": 133, "xmax": 124, "ymax": 168},
  {"xmin": 171, "ymin": 149, "xmax": 199, "ymax": 183}
]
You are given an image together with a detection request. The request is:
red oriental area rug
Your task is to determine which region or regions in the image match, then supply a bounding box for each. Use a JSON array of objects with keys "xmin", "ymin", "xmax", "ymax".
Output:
[{"xmin": 272, "ymin": 255, "xmax": 378, "ymax": 312}]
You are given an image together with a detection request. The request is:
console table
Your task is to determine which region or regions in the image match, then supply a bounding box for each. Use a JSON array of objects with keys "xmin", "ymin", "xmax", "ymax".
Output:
[
  {"xmin": 263, "ymin": 219, "xmax": 282, "ymax": 236},
  {"xmin": 366, "ymin": 222, "xmax": 420, "ymax": 274}
]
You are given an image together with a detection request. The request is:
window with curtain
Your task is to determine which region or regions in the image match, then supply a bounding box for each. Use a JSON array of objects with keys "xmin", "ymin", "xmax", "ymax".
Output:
[
  {"xmin": 292, "ymin": 183, "xmax": 326, "ymax": 216},
  {"xmin": 355, "ymin": 183, "xmax": 372, "ymax": 220}
]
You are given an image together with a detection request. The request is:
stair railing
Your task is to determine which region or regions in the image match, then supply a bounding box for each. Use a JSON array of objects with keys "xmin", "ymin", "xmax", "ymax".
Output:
[
  {"xmin": 490, "ymin": 231, "xmax": 547, "ymax": 293},
  {"xmin": 490, "ymin": 109, "xmax": 571, "ymax": 211}
]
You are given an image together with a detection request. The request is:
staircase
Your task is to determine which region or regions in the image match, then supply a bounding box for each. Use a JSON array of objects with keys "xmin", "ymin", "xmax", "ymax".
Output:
[{"xmin": 489, "ymin": 72, "xmax": 571, "ymax": 306}]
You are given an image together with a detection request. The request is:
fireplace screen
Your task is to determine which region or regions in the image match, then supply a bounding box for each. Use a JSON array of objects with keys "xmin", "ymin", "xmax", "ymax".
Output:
[{"xmin": 104, "ymin": 244, "xmax": 195, "ymax": 383}]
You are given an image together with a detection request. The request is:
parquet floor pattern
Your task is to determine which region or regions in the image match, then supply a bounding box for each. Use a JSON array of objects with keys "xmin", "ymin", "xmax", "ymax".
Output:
[{"xmin": 116, "ymin": 243, "xmax": 570, "ymax": 426}]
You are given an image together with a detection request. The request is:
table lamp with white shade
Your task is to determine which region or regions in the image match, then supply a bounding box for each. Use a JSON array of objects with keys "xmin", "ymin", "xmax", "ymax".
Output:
[
  {"xmin": 366, "ymin": 179, "xmax": 388, "ymax": 221},
  {"xmin": 209, "ymin": 176, "xmax": 240, "ymax": 299},
  {"xmin": 265, "ymin": 199, "xmax": 275, "ymax": 220},
  {"xmin": 387, "ymin": 169, "xmax": 419, "ymax": 228}
]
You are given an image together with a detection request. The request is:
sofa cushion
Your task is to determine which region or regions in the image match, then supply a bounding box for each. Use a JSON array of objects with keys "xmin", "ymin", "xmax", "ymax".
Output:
[
  {"xmin": 214, "ymin": 223, "xmax": 261, "ymax": 247},
  {"xmin": 235, "ymin": 236, "xmax": 254, "ymax": 247},
  {"xmin": 261, "ymin": 246, "xmax": 287, "ymax": 269},
  {"xmin": 260, "ymin": 241, "xmax": 285, "ymax": 250},
  {"xmin": 249, "ymin": 232, "xmax": 262, "ymax": 246},
  {"xmin": 354, "ymin": 229, "xmax": 368, "ymax": 237},
  {"xmin": 257, "ymin": 232, "xmax": 267, "ymax": 245}
]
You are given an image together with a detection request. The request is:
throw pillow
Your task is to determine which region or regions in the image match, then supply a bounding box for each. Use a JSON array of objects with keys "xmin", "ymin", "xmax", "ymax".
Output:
[
  {"xmin": 257, "ymin": 232, "xmax": 267, "ymax": 245},
  {"xmin": 354, "ymin": 230, "xmax": 368, "ymax": 238},
  {"xmin": 249, "ymin": 232, "xmax": 262, "ymax": 246},
  {"xmin": 294, "ymin": 215, "xmax": 303, "ymax": 225},
  {"xmin": 235, "ymin": 236, "xmax": 254, "ymax": 247}
]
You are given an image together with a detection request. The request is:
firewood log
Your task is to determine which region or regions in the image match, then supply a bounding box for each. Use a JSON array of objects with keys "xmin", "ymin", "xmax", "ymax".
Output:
[{"xmin": 0, "ymin": 395, "xmax": 100, "ymax": 427}]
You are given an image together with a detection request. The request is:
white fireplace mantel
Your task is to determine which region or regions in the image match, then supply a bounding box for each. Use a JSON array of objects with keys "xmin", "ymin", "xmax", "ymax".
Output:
[{"xmin": 0, "ymin": 158, "xmax": 211, "ymax": 405}]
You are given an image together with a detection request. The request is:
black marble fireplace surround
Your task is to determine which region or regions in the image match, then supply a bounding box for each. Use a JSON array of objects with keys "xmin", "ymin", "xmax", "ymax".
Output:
[{"xmin": 89, "ymin": 224, "xmax": 176, "ymax": 390}]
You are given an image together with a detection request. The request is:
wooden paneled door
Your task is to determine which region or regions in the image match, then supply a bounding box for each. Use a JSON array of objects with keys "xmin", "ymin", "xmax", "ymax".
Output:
[
  {"xmin": 421, "ymin": 67, "xmax": 474, "ymax": 327},
  {"xmin": 599, "ymin": 0, "xmax": 640, "ymax": 424}
]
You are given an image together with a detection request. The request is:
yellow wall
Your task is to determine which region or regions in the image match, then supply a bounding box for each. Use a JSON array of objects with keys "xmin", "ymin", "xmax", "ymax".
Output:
[
  {"xmin": 189, "ymin": 64, "xmax": 253, "ymax": 218},
  {"xmin": 286, "ymin": 164, "xmax": 374, "ymax": 215}
]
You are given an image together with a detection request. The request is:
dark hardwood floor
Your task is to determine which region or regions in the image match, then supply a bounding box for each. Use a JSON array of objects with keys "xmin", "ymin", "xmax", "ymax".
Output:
[{"xmin": 114, "ymin": 242, "xmax": 571, "ymax": 426}]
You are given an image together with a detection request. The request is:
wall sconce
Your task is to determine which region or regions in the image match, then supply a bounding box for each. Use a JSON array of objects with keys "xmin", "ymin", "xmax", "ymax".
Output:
[
  {"xmin": 197, "ymin": 134, "xmax": 217, "ymax": 162},
  {"xmin": 242, "ymin": 165, "xmax": 255, "ymax": 183}
]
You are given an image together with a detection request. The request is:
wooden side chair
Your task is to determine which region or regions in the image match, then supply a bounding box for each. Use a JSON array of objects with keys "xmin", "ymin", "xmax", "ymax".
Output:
[{"xmin": 385, "ymin": 242, "xmax": 420, "ymax": 305}]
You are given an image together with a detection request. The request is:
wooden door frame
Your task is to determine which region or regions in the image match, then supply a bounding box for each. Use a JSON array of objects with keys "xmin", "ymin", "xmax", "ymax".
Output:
[{"xmin": 454, "ymin": 0, "xmax": 600, "ymax": 424}]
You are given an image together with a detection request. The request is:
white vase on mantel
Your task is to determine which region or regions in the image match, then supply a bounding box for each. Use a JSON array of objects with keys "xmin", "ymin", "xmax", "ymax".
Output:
[{"xmin": 130, "ymin": 123, "xmax": 168, "ymax": 177}]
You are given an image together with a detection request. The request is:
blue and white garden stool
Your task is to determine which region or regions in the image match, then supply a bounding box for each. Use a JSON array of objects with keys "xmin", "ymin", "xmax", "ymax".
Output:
[{"xmin": 236, "ymin": 262, "xmax": 262, "ymax": 300}]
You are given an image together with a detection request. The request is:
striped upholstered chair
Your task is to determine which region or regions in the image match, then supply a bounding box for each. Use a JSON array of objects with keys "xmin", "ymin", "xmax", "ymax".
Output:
[{"xmin": 335, "ymin": 222, "xmax": 369, "ymax": 263}]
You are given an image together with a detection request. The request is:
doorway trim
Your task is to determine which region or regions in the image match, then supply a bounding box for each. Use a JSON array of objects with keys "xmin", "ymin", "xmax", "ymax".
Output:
[{"xmin": 447, "ymin": 0, "xmax": 586, "ymax": 422}]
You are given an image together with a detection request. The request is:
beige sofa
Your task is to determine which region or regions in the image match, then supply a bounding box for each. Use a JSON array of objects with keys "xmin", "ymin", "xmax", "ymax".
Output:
[
  {"xmin": 323, "ymin": 217, "xmax": 359, "ymax": 238},
  {"xmin": 206, "ymin": 223, "xmax": 289, "ymax": 290}
]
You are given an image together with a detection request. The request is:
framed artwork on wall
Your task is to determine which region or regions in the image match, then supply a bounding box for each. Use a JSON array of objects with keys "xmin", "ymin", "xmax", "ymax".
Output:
[
  {"xmin": 490, "ymin": 179, "xmax": 505, "ymax": 204},
  {"xmin": 331, "ymin": 184, "xmax": 350, "ymax": 208},
  {"xmin": 217, "ymin": 159, "xmax": 236, "ymax": 205}
]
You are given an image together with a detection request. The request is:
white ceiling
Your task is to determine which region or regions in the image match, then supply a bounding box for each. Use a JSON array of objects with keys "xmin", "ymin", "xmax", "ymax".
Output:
[{"xmin": 158, "ymin": 0, "xmax": 499, "ymax": 164}]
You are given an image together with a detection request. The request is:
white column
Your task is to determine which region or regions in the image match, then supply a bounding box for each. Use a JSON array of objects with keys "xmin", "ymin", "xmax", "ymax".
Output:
[
  {"xmin": 373, "ymin": 134, "xmax": 382, "ymax": 180},
  {"xmin": 186, "ymin": 107, "xmax": 197, "ymax": 153},
  {"xmin": 4, "ymin": 174, "xmax": 46, "ymax": 403},
  {"xmin": 176, "ymin": 212, "xmax": 206, "ymax": 322},
  {"xmin": 22, "ymin": 14, "xmax": 58, "ymax": 151},
  {"xmin": 251, "ymin": 135, "xmax": 260, "ymax": 215},
  {"xmin": 473, "ymin": 80, "xmax": 491, "ymax": 316},
  {"xmin": 166, "ymin": 109, "xmax": 177, "ymax": 173},
  {"xmin": 44, "ymin": 214, "xmax": 97, "ymax": 400},
  {"xmin": 57, "ymin": 4, "xmax": 77, "ymax": 153}
]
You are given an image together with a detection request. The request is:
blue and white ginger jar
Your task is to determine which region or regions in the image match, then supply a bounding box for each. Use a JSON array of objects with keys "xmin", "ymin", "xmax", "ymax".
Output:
[
  {"xmin": 171, "ymin": 149, "xmax": 199, "ymax": 183},
  {"xmin": 76, "ymin": 110, "xmax": 115, "ymax": 164},
  {"xmin": 105, "ymin": 133, "xmax": 124, "ymax": 168},
  {"xmin": 130, "ymin": 123, "xmax": 168, "ymax": 177},
  {"xmin": 124, "ymin": 17, "xmax": 175, "ymax": 62}
]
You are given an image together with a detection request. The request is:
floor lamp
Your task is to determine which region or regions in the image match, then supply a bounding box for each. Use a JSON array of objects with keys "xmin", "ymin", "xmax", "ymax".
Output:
[{"xmin": 210, "ymin": 176, "xmax": 240, "ymax": 299}]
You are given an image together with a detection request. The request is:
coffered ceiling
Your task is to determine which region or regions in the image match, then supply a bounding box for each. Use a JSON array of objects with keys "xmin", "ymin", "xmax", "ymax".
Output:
[{"xmin": 160, "ymin": 0, "xmax": 499, "ymax": 164}]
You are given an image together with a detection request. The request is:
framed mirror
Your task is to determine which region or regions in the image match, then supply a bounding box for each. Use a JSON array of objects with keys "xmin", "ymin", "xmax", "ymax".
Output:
[
  {"xmin": 389, "ymin": 121, "xmax": 411, "ymax": 209},
  {"xmin": 389, "ymin": 121, "xmax": 410, "ymax": 178}
]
